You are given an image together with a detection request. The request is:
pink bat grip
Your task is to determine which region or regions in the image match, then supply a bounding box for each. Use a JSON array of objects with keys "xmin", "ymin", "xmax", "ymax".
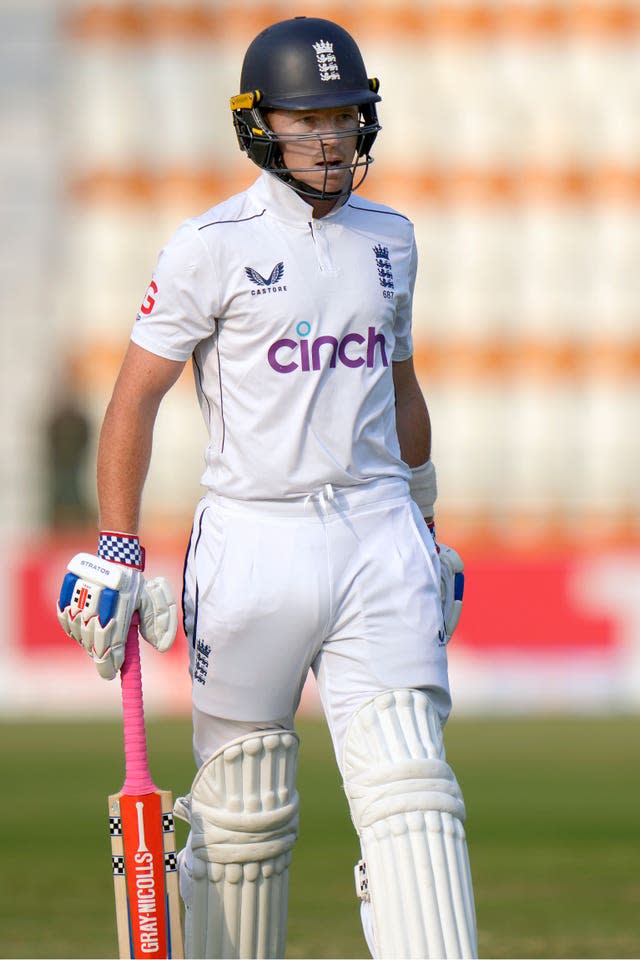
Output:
[{"xmin": 119, "ymin": 613, "xmax": 157, "ymax": 795}]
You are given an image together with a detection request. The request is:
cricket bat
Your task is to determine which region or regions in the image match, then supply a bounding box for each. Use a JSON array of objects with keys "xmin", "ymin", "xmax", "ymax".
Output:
[{"xmin": 108, "ymin": 614, "xmax": 184, "ymax": 959}]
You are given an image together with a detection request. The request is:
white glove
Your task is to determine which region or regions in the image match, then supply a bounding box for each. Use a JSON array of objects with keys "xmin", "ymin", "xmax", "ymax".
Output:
[
  {"xmin": 437, "ymin": 543, "xmax": 465, "ymax": 644},
  {"xmin": 57, "ymin": 552, "xmax": 178, "ymax": 680}
]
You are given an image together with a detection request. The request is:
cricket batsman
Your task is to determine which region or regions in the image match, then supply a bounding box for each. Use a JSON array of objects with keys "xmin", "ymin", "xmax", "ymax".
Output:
[{"xmin": 58, "ymin": 16, "xmax": 477, "ymax": 958}]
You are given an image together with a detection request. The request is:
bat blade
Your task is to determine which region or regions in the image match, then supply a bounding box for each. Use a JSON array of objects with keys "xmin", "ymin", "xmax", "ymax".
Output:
[{"xmin": 109, "ymin": 787, "xmax": 182, "ymax": 959}]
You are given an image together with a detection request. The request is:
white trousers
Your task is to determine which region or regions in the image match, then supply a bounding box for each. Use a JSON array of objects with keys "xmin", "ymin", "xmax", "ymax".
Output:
[{"xmin": 183, "ymin": 477, "xmax": 451, "ymax": 771}]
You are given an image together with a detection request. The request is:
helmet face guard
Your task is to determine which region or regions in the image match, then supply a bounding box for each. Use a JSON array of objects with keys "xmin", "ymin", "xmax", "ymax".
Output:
[{"xmin": 230, "ymin": 17, "xmax": 381, "ymax": 200}]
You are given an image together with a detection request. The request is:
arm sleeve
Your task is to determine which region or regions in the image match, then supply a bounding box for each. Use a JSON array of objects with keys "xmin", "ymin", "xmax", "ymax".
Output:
[
  {"xmin": 131, "ymin": 221, "xmax": 218, "ymax": 361},
  {"xmin": 391, "ymin": 234, "xmax": 418, "ymax": 362}
]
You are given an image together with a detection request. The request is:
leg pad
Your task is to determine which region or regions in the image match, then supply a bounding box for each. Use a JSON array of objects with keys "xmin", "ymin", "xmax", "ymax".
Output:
[
  {"xmin": 344, "ymin": 690, "xmax": 477, "ymax": 959},
  {"xmin": 175, "ymin": 730, "xmax": 299, "ymax": 959}
]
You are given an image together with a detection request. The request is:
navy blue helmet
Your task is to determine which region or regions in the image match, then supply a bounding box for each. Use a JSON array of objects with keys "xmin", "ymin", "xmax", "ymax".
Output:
[{"xmin": 230, "ymin": 17, "xmax": 381, "ymax": 197}]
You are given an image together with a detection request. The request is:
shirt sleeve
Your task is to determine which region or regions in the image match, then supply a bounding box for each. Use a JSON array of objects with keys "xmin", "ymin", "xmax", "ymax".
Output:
[
  {"xmin": 391, "ymin": 234, "xmax": 417, "ymax": 362},
  {"xmin": 131, "ymin": 221, "xmax": 218, "ymax": 361}
]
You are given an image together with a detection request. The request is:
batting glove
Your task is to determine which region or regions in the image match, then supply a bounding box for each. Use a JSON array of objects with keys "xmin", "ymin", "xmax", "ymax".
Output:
[
  {"xmin": 428, "ymin": 523, "xmax": 465, "ymax": 644},
  {"xmin": 56, "ymin": 533, "xmax": 177, "ymax": 680}
]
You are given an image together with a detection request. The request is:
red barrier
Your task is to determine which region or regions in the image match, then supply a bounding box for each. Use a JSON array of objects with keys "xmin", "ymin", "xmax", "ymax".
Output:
[
  {"xmin": 8, "ymin": 535, "xmax": 640, "ymax": 714},
  {"xmin": 459, "ymin": 550, "xmax": 616, "ymax": 653}
]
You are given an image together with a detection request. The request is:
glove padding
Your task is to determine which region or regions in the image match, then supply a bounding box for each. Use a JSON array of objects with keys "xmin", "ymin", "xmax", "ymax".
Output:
[
  {"xmin": 437, "ymin": 543, "xmax": 465, "ymax": 644},
  {"xmin": 57, "ymin": 552, "xmax": 178, "ymax": 680}
]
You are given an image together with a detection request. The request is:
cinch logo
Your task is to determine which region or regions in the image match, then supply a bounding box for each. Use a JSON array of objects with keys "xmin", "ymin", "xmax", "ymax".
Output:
[{"xmin": 268, "ymin": 321, "xmax": 389, "ymax": 374}]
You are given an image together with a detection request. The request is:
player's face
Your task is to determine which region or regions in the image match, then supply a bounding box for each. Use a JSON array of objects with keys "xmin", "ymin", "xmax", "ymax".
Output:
[{"xmin": 266, "ymin": 105, "xmax": 360, "ymax": 195}]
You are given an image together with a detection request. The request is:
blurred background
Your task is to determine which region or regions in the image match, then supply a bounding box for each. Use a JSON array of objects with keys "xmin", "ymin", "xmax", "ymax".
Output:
[{"xmin": 2, "ymin": 0, "xmax": 639, "ymax": 717}]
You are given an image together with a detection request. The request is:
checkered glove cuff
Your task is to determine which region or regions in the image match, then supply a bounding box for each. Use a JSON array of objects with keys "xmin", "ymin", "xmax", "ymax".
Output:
[{"xmin": 98, "ymin": 531, "xmax": 145, "ymax": 570}]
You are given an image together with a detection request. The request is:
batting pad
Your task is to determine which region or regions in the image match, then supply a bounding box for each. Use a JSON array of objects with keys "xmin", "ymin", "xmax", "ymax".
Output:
[
  {"xmin": 174, "ymin": 730, "xmax": 299, "ymax": 959},
  {"xmin": 343, "ymin": 689, "xmax": 477, "ymax": 959}
]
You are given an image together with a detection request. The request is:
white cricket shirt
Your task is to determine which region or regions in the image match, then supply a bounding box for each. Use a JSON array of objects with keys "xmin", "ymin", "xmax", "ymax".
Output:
[{"xmin": 131, "ymin": 172, "xmax": 418, "ymax": 500}]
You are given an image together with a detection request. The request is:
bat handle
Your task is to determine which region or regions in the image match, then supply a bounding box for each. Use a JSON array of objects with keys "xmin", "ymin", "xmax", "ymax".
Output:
[{"xmin": 120, "ymin": 613, "xmax": 157, "ymax": 795}]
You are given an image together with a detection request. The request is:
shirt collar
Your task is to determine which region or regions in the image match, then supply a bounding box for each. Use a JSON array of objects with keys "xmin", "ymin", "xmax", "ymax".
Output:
[{"xmin": 250, "ymin": 171, "xmax": 349, "ymax": 225}]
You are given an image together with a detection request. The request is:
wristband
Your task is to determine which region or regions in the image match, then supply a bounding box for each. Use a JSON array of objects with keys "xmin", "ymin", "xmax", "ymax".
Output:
[
  {"xmin": 409, "ymin": 460, "xmax": 437, "ymax": 518},
  {"xmin": 98, "ymin": 531, "xmax": 145, "ymax": 570}
]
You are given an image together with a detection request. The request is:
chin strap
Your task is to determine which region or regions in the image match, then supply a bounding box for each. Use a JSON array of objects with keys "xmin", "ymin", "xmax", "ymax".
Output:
[{"xmin": 281, "ymin": 172, "xmax": 348, "ymax": 202}]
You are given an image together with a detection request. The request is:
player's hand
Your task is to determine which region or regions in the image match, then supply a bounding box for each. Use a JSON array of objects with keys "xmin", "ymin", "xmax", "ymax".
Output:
[
  {"xmin": 427, "ymin": 523, "xmax": 464, "ymax": 644},
  {"xmin": 138, "ymin": 576, "xmax": 178, "ymax": 654},
  {"xmin": 437, "ymin": 543, "xmax": 464, "ymax": 643},
  {"xmin": 57, "ymin": 552, "xmax": 177, "ymax": 680}
]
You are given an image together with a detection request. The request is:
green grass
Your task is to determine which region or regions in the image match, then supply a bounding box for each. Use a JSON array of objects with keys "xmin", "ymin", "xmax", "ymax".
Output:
[{"xmin": 1, "ymin": 714, "xmax": 639, "ymax": 959}]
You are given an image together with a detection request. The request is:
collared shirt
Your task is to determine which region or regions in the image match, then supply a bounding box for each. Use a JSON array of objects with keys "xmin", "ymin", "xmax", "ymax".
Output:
[{"xmin": 131, "ymin": 171, "xmax": 418, "ymax": 500}]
